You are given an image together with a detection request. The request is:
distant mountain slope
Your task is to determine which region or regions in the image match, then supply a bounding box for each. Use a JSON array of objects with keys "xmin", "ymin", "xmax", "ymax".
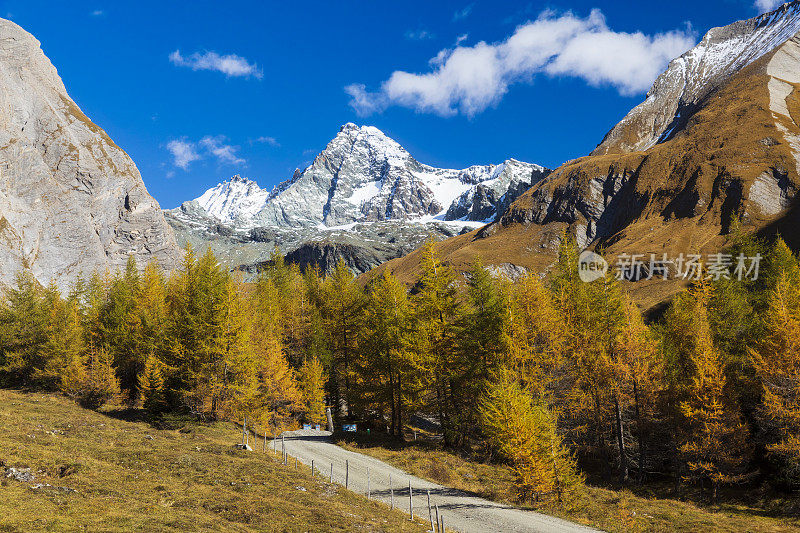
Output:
[
  {"xmin": 370, "ymin": 2, "xmax": 800, "ymax": 307},
  {"xmin": 166, "ymin": 124, "xmax": 549, "ymax": 274},
  {"xmin": 195, "ymin": 175, "xmax": 271, "ymax": 223},
  {"xmin": 0, "ymin": 18, "xmax": 181, "ymax": 290}
]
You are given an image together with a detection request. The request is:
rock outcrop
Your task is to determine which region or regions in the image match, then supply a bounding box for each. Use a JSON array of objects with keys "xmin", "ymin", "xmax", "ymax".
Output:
[{"xmin": 0, "ymin": 18, "xmax": 181, "ymax": 291}]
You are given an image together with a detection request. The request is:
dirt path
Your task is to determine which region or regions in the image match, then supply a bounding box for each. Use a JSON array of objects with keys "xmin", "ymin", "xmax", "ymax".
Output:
[{"xmin": 271, "ymin": 430, "xmax": 599, "ymax": 533}]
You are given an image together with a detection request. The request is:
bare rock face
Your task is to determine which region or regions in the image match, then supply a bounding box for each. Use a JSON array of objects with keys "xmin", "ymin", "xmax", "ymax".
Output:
[
  {"xmin": 0, "ymin": 19, "xmax": 181, "ymax": 291},
  {"xmin": 283, "ymin": 241, "xmax": 386, "ymax": 274}
]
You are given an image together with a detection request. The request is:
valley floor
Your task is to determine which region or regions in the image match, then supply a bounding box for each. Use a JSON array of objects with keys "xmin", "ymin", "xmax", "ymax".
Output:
[
  {"xmin": 0, "ymin": 389, "xmax": 425, "ymax": 532},
  {"xmin": 334, "ymin": 431, "xmax": 800, "ymax": 533}
]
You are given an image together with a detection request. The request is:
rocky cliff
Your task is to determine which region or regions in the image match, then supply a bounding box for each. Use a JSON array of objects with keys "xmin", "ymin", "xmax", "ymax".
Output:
[{"xmin": 0, "ymin": 18, "xmax": 181, "ymax": 291}]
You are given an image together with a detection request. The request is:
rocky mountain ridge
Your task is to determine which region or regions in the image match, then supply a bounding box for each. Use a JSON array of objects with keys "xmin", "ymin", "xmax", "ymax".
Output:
[
  {"xmin": 166, "ymin": 124, "xmax": 550, "ymax": 274},
  {"xmin": 595, "ymin": 1, "xmax": 800, "ymax": 155},
  {"xmin": 177, "ymin": 124, "xmax": 547, "ymax": 228}
]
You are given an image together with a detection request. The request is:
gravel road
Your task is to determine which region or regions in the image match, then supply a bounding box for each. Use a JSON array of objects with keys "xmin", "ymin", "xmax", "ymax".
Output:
[{"xmin": 271, "ymin": 430, "xmax": 600, "ymax": 533}]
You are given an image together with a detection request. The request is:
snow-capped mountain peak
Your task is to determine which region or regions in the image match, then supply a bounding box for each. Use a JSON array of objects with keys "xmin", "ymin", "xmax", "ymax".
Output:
[
  {"xmin": 195, "ymin": 174, "xmax": 270, "ymax": 223},
  {"xmin": 328, "ymin": 123, "xmax": 414, "ymax": 169},
  {"xmin": 181, "ymin": 125, "xmax": 549, "ymax": 230}
]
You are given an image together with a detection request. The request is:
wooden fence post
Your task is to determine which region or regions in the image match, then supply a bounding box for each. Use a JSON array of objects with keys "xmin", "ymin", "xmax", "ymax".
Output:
[
  {"xmin": 435, "ymin": 504, "xmax": 440, "ymax": 533},
  {"xmin": 345, "ymin": 460, "xmax": 349, "ymax": 490},
  {"xmin": 389, "ymin": 474, "xmax": 394, "ymax": 509},
  {"xmin": 330, "ymin": 463, "xmax": 333, "ymax": 483},
  {"xmin": 367, "ymin": 467, "xmax": 371, "ymax": 499}
]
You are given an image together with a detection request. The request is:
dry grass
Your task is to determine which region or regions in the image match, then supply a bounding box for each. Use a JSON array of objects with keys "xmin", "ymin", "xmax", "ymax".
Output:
[
  {"xmin": 335, "ymin": 432, "xmax": 800, "ymax": 533},
  {"xmin": 0, "ymin": 389, "xmax": 426, "ymax": 532}
]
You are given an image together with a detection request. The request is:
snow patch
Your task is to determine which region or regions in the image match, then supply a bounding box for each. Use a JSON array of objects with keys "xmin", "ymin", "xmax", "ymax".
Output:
[
  {"xmin": 347, "ymin": 180, "xmax": 383, "ymax": 205},
  {"xmin": 415, "ymin": 170, "xmax": 474, "ymax": 214}
]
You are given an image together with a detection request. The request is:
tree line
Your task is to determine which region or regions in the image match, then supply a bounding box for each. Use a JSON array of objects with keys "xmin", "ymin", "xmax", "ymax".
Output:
[{"xmin": 1, "ymin": 232, "xmax": 799, "ymax": 507}]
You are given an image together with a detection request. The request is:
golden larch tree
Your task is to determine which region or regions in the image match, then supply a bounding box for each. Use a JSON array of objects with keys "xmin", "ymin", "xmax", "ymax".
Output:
[{"xmin": 751, "ymin": 269, "xmax": 800, "ymax": 469}]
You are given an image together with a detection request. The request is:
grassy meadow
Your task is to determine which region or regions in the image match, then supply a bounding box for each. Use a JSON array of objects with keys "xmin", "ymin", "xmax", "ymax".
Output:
[{"xmin": 0, "ymin": 389, "xmax": 426, "ymax": 532}]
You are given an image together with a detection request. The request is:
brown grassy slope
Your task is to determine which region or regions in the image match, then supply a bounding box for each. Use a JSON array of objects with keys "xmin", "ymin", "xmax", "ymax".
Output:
[
  {"xmin": 335, "ymin": 432, "xmax": 800, "ymax": 533},
  {"xmin": 366, "ymin": 48, "xmax": 800, "ymax": 309},
  {"xmin": 0, "ymin": 389, "xmax": 426, "ymax": 533}
]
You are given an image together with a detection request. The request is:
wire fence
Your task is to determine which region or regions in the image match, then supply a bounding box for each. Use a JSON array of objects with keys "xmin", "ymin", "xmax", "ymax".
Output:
[{"xmin": 241, "ymin": 428, "xmax": 449, "ymax": 532}]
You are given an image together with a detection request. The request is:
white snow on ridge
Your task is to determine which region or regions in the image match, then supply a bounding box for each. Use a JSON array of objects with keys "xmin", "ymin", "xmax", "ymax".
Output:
[
  {"xmin": 356, "ymin": 124, "xmax": 409, "ymax": 165},
  {"xmin": 599, "ymin": 0, "xmax": 800, "ymax": 154},
  {"xmin": 415, "ymin": 169, "xmax": 475, "ymax": 214},
  {"xmin": 678, "ymin": 2, "xmax": 800, "ymax": 95}
]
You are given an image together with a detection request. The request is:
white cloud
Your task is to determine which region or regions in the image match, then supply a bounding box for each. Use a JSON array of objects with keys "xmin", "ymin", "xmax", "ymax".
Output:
[
  {"xmin": 345, "ymin": 83, "xmax": 389, "ymax": 117},
  {"xmin": 166, "ymin": 136, "xmax": 245, "ymax": 170},
  {"xmin": 169, "ymin": 50, "xmax": 263, "ymax": 79},
  {"xmin": 347, "ymin": 9, "xmax": 697, "ymax": 117},
  {"xmin": 199, "ymin": 136, "xmax": 246, "ymax": 165},
  {"xmin": 166, "ymin": 139, "xmax": 201, "ymax": 170},
  {"xmin": 453, "ymin": 3, "xmax": 475, "ymax": 21},
  {"xmin": 754, "ymin": 0, "xmax": 783, "ymax": 13},
  {"xmin": 90, "ymin": 9, "xmax": 104, "ymax": 16},
  {"xmin": 252, "ymin": 136, "xmax": 280, "ymax": 146},
  {"xmin": 405, "ymin": 29, "xmax": 434, "ymax": 41}
]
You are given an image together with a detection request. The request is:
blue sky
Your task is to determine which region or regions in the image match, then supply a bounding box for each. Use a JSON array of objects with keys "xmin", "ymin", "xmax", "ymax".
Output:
[{"xmin": 0, "ymin": 0, "xmax": 784, "ymax": 208}]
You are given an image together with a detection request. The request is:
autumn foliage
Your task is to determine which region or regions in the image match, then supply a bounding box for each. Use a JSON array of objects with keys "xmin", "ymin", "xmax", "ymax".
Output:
[{"xmin": 1, "ymin": 232, "xmax": 800, "ymax": 505}]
